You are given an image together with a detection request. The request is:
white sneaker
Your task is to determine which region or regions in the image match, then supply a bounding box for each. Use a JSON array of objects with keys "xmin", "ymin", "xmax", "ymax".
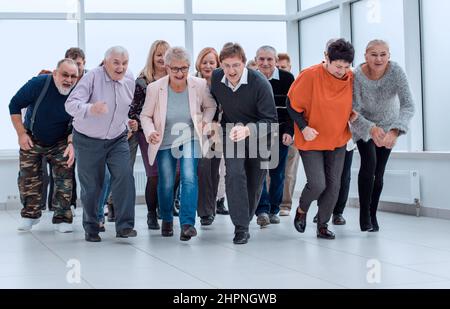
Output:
[
  {"xmin": 18, "ymin": 218, "xmax": 40, "ymax": 231},
  {"xmin": 56, "ymin": 223, "xmax": 73, "ymax": 233},
  {"xmin": 279, "ymin": 209, "xmax": 291, "ymax": 216}
]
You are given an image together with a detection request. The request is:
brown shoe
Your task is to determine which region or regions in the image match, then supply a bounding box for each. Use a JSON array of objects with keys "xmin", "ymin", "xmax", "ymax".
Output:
[
  {"xmin": 161, "ymin": 221, "xmax": 173, "ymax": 237},
  {"xmin": 332, "ymin": 214, "xmax": 346, "ymax": 225},
  {"xmin": 180, "ymin": 224, "xmax": 197, "ymax": 241},
  {"xmin": 317, "ymin": 227, "xmax": 335, "ymax": 239}
]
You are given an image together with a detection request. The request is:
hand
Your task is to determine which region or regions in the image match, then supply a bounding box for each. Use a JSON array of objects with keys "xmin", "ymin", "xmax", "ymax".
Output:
[
  {"xmin": 282, "ymin": 133, "xmax": 293, "ymax": 146},
  {"xmin": 19, "ymin": 132, "xmax": 34, "ymax": 150},
  {"xmin": 302, "ymin": 126, "xmax": 319, "ymax": 142},
  {"xmin": 370, "ymin": 126, "xmax": 386, "ymax": 147},
  {"xmin": 350, "ymin": 110, "xmax": 359, "ymax": 123},
  {"xmin": 229, "ymin": 125, "xmax": 250, "ymax": 142},
  {"xmin": 204, "ymin": 122, "xmax": 218, "ymax": 137},
  {"xmin": 127, "ymin": 130, "xmax": 133, "ymax": 140},
  {"xmin": 382, "ymin": 129, "xmax": 399, "ymax": 149},
  {"xmin": 63, "ymin": 143, "xmax": 75, "ymax": 168},
  {"xmin": 149, "ymin": 132, "xmax": 161, "ymax": 145},
  {"xmin": 90, "ymin": 101, "xmax": 108, "ymax": 115},
  {"xmin": 128, "ymin": 119, "xmax": 138, "ymax": 132}
]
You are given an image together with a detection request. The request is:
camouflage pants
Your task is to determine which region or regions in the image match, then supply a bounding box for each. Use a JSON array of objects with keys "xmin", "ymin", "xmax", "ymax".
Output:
[{"xmin": 18, "ymin": 138, "xmax": 74, "ymax": 223}]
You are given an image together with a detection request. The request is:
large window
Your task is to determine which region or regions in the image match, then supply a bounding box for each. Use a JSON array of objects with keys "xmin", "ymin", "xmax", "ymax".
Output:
[
  {"xmin": 299, "ymin": 9, "xmax": 340, "ymax": 69},
  {"xmin": 422, "ymin": 0, "xmax": 450, "ymax": 151},
  {"xmin": 193, "ymin": 0, "xmax": 286, "ymax": 15},
  {"xmin": 193, "ymin": 21, "xmax": 287, "ymax": 65},
  {"xmin": 0, "ymin": 1, "xmax": 290, "ymax": 151},
  {"xmin": 351, "ymin": 0, "xmax": 405, "ymax": 68},
  {"xmin": 0, "ymin": 20, "xmax": 77, "ymax": 150},
  {"xmin": 85, "ymin": 20, "xmax": 185, "ymax": 77}
]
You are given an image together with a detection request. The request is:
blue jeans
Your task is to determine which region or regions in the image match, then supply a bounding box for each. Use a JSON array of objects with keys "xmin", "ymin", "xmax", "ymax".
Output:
[
  {"xmin": 256, "ymin": 142, "xmax": 289, "ymax": 215},
  {"xmin": 97, "ymin": 167, "xmax": 111, "ymax": 223},
  {"xmin": 156, "ymin": 140, "xmax": 199, "ymax": 226}
]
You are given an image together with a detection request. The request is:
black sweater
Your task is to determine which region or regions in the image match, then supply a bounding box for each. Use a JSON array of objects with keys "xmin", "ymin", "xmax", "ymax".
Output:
[
  {"xmin": 210, "ymin": 68, "xmax": 278, "ymax": 140},
  {"xmin": 269, "ymin": 69, "xmax": 295, "ymax": 137}
]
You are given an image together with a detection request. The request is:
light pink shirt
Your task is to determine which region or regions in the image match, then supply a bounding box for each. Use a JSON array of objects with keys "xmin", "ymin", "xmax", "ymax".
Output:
[{"xmin": 65, "ymin": 66, "xmax": 135, "ymax": 139}]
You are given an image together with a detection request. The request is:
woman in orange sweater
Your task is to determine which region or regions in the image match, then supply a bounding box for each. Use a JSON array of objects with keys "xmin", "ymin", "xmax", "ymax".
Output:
[{"xmin": 287, "ymin": 39, "xmax": 356, "ymax": 239}]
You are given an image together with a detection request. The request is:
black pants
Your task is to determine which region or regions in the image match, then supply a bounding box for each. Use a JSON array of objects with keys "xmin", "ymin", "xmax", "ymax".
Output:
[
  {"xmin": 333, "ymin": 149, "xmax": 354, "ymax": 215},
  {"xmin": 224, "ymin": 140, "xmax": 267, "ymax": 233},
  {"xmin": 197, "ymin": 157, "xmax": 221, "ymax": 217},
  {"xmin": 357, "ymin": 139, "xmax": 392, "ymax": 230}
]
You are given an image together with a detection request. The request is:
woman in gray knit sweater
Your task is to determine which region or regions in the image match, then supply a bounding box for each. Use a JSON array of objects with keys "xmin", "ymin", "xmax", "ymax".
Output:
[{"xmin": 351, "ymin": 40, "xmax": 415, "ymax": 232}]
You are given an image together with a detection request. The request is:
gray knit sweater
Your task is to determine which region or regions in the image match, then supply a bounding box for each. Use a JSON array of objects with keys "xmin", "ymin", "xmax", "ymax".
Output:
[{"xmin": 351, "ymin": 61, "xmax": 415, "ymax": 142}]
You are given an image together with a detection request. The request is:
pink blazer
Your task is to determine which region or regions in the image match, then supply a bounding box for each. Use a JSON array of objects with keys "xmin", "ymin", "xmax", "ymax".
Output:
[{"xmin": 140, "ymin": 75, "xmax": 217, "ymax": 165}]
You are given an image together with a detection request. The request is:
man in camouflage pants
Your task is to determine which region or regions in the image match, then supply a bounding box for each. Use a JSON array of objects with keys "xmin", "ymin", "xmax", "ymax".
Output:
[{"xmin": 9, "ymin": 59, "xmax": 78, "ymax": 232}]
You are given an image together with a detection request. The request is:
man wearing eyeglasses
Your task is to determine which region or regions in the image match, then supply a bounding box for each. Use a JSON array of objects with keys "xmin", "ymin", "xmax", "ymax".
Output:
[
  {"xmin": 65, "ymin": 46, "xmax": 137, "ymax": 242},
  {"xmin": 9, "ymin": 59, "xmax": 79, "ymax": 233},
  {"xmin": 210, "ymin": 42, "xmax": 278, "ymax": 244}
]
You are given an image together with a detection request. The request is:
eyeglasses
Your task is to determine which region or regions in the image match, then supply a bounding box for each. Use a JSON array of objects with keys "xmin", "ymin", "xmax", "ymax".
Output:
[{"xmin": 169, "ymin": 66, "xmax": 189, "ymax": 73}]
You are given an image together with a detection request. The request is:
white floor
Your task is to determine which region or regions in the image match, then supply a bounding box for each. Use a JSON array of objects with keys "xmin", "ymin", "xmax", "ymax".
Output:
[{"xmin": 1, "ymin": 205, "xmax": 450, "ymax": 289}]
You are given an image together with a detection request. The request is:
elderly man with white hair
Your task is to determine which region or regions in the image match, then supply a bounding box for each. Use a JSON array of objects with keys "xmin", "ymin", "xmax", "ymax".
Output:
[{"xmin": 65, "ymin": 46, "xmax": 136, "ymax": 242}]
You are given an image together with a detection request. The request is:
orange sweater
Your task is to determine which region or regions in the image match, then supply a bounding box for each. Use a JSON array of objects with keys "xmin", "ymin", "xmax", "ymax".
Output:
[{"xmin": 288, "ymin": 63, "xmax": 353, "ymax": 151}]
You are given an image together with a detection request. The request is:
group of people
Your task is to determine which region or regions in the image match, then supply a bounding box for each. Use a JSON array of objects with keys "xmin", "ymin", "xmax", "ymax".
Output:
[{"xmin": 8, "ymin": 37, "xmax": 414, "ymax": 244}]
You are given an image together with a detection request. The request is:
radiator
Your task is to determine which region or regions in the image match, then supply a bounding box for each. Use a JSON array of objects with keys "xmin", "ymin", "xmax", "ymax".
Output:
[
  {"xmin": 349, "ymin": 169, "xmax": 421, "ymax": 216},
  {"xmin": 133, "ymin": 169, "xmax": 147, "ymax": 196}
]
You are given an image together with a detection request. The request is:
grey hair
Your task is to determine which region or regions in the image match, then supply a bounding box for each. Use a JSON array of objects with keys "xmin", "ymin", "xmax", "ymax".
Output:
[
  {"xmin": 256, "ymin": 45, "xmax": 277, "ymax": 59},
  {"xmin": 366, "ymin": 39, "xmax": 390, "ymax": 52},
  {"xmin": 164, "ymin": 47, "xmax": 191, "ymax": 67},
  {"xmin": 104, "ymin": 46, "xmax": 129, "ymax": 60},
  {"xmin": 56, "ymin": 58, "xmax": 77, "ymax": 69}
]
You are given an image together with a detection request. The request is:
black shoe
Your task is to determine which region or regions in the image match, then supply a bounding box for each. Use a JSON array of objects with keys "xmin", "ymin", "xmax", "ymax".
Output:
[
  {"xmin": 216, "ymin": 198, "xmax": 229, "ymax": 215},
  {"xmin": 107, "ymin": 203, "xmax": 115, "ymax": 222},
  {"xmin": 180, "ymin": 224, "xmax": 197, "ymax": 241},
  {"xmin": 317, "ymin": 227, "xmax": 335, "ymax": 239},
  {"xmin": 85, "ymin": 233, "xmax": 101, "ymax": 242},
  {"xmin": 370, "ymin": 216, "xmax": 379, "ymax": 232},
  {"xmin": 294, "ymin": 207, "xmax": 307, "ymax": 233},
  {"xmin": 116, "ymin": 228, "xmax": 137, "ymax": 238},
  {"xmin": 161, "ymin": 221, "xmax": 173, "ymax": 237},
  {"xmin": 233, "ymin": 232, "xmax": 250, "ymax": 244},
  {"xmin": 147, "ymin": 212, "xmax": 160, "ymax": 230},
  {"xmin": 332, "ymin": 214, "xmax": 346, "ymax": 225},
  {"xmin": 313, "ymin": 213, "xmax": 318, "ymax": 223},
  {"xmin": 361, "ymin": 224, "xmax": 374, "ymax": 232},
  {"xmin": 200, "ymin": 215, "xmax": 214, "ymax": 226}
]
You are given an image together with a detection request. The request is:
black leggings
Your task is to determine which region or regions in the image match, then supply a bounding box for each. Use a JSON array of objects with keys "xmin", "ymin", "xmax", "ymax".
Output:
[{"xmin": 357, "ymin": 139, "xmax": 392, "ymax": 230}]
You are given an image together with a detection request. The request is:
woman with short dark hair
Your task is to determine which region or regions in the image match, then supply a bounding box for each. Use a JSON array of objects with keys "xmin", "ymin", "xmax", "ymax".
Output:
[{"xmin": 287, "ymin": 38, "xmax": 357, "ymax": 240}]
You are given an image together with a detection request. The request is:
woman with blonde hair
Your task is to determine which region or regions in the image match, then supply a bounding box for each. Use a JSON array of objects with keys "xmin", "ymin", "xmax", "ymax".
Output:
[
  {"xmin": 352, "ymin": 39, "xmax": 415, "ymax": 232},
  {"xmin": 128, "ymin": 40, "xmax": 170, "ymax": 230}
]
